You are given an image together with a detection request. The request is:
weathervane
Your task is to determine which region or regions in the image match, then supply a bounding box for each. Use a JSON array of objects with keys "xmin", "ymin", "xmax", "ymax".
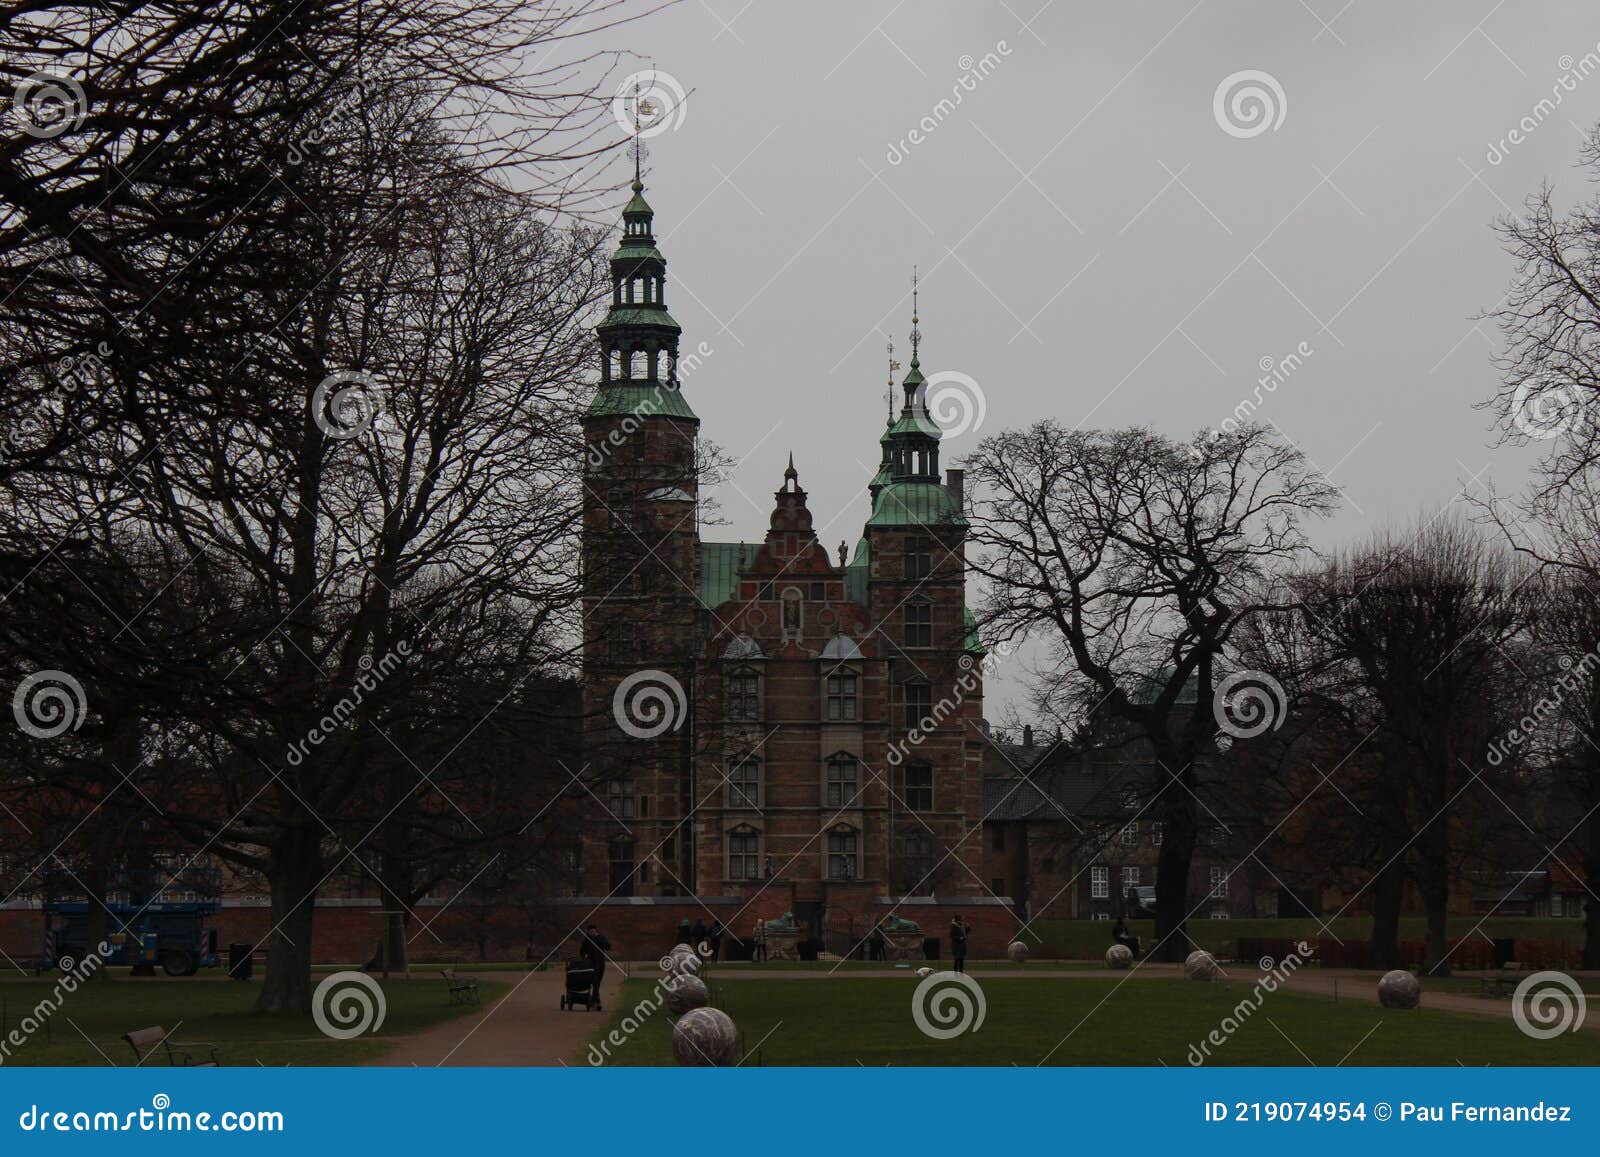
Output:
[
  {"xmin": 909, "ymin": 265, "xmax": 921, "ymax": 365},
  {"xmin": 886, "ymin": 337, "xmax": 900, "ymax": 420},
  {"xmin": 629, "ymin": 80, "xmax": 657, "ymax": 184}
]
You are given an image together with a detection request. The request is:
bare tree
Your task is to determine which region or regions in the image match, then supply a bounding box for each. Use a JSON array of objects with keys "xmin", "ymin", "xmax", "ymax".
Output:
[{"xmin": 965, "ymin": 422, "xmax": 1337, "ymax": 959}]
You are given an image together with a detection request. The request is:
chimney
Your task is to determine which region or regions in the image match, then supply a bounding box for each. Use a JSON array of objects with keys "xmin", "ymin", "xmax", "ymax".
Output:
[
  {"xmin": 1022, "ymin": 724, "xmax": 1034, "ymax": 748},
  {"xmin": 946, "ymin": 468, "xmax": 965, "ymax": 508}
]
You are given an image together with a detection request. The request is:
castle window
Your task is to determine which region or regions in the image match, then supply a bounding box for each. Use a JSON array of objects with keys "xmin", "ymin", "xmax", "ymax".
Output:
[
  {"xmin": 809, "ymin": 581, "xmax": 826, "ymax": 600},
  {"xmin": 826, "ymin": 672, "xmax": 857, "ymax": 721},
  {"xmin": 904, "ymin": 534, "xmax": 932, "ymax": 580},
  {"xmin": 826, "ymin": 754, "xmax": 858, "ymax": 807},
  {"xmin": 902, "ymin": 682, "xmax": 932, "ymax": 730},
  {"xmin": 758, "ymin": 581, "xmax": 774, "ymax": 601},
  {"xmin": 609, "ymin": 839, "xmax": 636, "ymax": 896},
  {"xmin": 894, "ymin": 831, "xmax": 934, "ymax": 895},
  {"xmin": 1122, "ymin": 866, "xmax": 1139, "ymax": 888},
  {"xmin": 726, "ymin": 756, "xmax": 761, "ymax": 809},
  {"xmin": 607, "ymin": 623, "xmax": 636, "ymax": 664},
  {"xmin": 901, "ymin": 761, "xmax": 933, "ymax": 811},
  {"xmin": 1121, "ymin": 823, "xmax": 1137, "ymax": 846},
  {"xmin": 904, "ymin": 601, "xmax": 932, "ymax": 647},
  {"xmin": 607, "ymin": 778, "xmax": 636, "ymax": 819},
  {"xmin": 827, "ymin": 825, "xmax": 860, "ymax": 880},
  {"xmin": 727, "ymin": 826, "xmax": 761, "ymax": 880},
  {"xmin": 1151, "ymin": 822, "xmax": 1164, "ymax": 846},
  {"xmin": 725, "ymin": 668, "xmax": 760, "ymax": 721}
]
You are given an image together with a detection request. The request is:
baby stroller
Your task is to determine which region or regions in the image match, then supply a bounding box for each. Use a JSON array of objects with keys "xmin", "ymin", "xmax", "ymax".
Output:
[{"xmin": 560, "ymin": 959, "xmax": 601, "ymax": 1011}]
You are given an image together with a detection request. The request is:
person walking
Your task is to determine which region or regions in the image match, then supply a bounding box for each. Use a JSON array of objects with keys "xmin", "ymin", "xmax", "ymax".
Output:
[
  {"xmin": 676, "ymin": 917, "xmax": 692, "ymax": 947},
  {"xmin": 869, "ymin": 918, "xmax": 887, "ymax": 962},
  {"xmin": 709, "ymin": 919, "xmax": 724, "ymax": 961},
  {"xmin": 949, "ymin": 916, "xmax": 969, "ymax": 973},
  {"xmin": 580, "ymin": 923, "xmax": 610, "ymax": 1007}
]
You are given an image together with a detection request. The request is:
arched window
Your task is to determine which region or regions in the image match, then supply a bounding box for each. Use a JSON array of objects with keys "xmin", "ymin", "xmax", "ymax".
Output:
[
  {"xmin": 727, "ymin": 825, "xmax": 761, "ymax": 880},
  {"xmin": 726, "ymin": 755, "xmax": 761, "ymax": 810},
  {"xmin": 826, "ymin": 753, "xmax": 858, "ymax": 807},
  {"xmin": 827, "ymin": 825, "xmax": 859, "ymax": 880}
]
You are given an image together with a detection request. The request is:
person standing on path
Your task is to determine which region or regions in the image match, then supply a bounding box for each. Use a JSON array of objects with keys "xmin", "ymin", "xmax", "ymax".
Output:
[
  {"xmin": 580, "ymin": 923, "xmax": 610, "ymax": 1006},
  {"xmin": 949, "ymin": 916, "xmax": 968, "ymax": 973}
]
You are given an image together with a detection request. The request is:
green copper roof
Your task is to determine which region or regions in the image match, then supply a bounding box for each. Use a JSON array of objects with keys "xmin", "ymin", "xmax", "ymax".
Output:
[
  {"xmin": 614, "ymin": 243, "xmax": 665, "ymax": 262},
  {"xmin": 585, "ymin": 383, "xmax": 698, "ymax": 421},
  {"xmin": 963, "ymin": 608, "xmax": 986, "ymax": 656},
  {"xmin": 889, "ymin": 409, "xmax": 943, "ymax": 438},
  {"xmin": 866, "ymin": 480, "xmax": 967, "ymax": 528},
  {"xmin": 699, "ymin": 541, "xmax": 761, "ymax": 608},
  {"xmin": 598, "ymin": 306, "xmax": 680, "ymax": 331},
  {"xmin": 624, "ymin": 182, "xmax": 653, "ymax": 217}
]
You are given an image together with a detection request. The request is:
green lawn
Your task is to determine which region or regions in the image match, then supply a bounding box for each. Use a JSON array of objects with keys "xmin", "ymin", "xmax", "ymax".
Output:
[
  {"xmin": 1029, "ymin": 917, "xmax": 1588, "ymax": 959},
  {"xmin": 592, "ymin": 975, "xmax": 1600, "ymax": 1066},
  {"xmin": 0, "ymin": 975, "xmax": 501, "ymax": 1066}
]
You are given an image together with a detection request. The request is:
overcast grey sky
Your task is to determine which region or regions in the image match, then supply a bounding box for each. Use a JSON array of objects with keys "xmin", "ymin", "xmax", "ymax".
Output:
[{"xmin": 602, "ymin": 0, "xmax": 1599, "ymax": 717}]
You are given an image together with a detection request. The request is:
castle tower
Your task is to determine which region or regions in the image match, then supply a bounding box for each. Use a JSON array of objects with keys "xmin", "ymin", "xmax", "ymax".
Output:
[
  {"xmin": 862, "ymin": 281, "xmax": 986, "ymax": 897},
  {"xmin": 580, "ymin": 171, "xmax": 703, "ymax": 899}
]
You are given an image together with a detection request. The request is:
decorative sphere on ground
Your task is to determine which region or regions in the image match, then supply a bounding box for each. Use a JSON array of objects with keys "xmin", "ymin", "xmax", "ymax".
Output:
[
  {"xmin": 915, "ymin": 966, "xmax": 933, "ymax": 977},
  {"xmin": 1378, "ymin": 969, "xmax": 1421, "ymax": 1009},
  {"xmin": 1105, "ymin": 944, "xmax": 1133, "ymax": 969},
  {"xmin": 1184, "ymin": 950, "xmax": 1220, "ymax": 980},
  {"xmin": 664, "ymin": 944, "xmax": 700, "ymax": 976},
  {"xmin": 1007, "ymin": 941, "xmax": 1029, "ymax": 963},
  {"xmin": 671, "ymin": 1007, "xmax": 738, "ymax": 1066},
  {"xmin": 664, "ymin": 973, "xmax": 708, "ymax": 1015}
]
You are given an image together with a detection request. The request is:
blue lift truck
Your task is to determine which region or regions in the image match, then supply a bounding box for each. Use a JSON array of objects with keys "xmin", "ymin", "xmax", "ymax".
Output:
[{"xmin": 42, "ymin": 869, "xmax": 222, "ymax": 976}]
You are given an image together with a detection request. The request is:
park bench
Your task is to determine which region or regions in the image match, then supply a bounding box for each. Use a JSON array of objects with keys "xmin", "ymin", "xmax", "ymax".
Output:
[
  {"xmin": 441, "ymin": 968, "xmax": 480, "ymax": 1005},
  {"xmin": 123, "ymin": 1026, "xmax": 221, "ymax": 1067},
  {"xmin": 1483, "ymin": 961, "xmax": 1526, "ymax": 998}
]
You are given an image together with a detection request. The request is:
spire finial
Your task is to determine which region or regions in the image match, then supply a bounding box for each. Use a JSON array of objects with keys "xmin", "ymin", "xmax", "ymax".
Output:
[
  {"xmin": 629, "ymin": 79, "xmax": 650, "ymax": 192},
  {"xmin": 909, "ymin": 266, "xmax": 921, "ymax": 368}
]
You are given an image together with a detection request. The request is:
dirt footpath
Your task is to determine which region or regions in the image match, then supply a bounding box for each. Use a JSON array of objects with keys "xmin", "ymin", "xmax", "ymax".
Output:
[{"xmin": 373, "ymin": 967, "xmax": 627, "ymax": 1066}]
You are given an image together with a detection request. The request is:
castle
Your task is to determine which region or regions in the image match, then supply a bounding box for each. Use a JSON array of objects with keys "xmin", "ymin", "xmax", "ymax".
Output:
[{"xmin": 573, "ymin": 171, "xmax": 1010, "ymax": 956}]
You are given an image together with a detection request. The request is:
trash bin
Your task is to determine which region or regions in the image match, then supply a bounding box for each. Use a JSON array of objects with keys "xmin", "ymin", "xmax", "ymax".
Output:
[
  {"xmin": 228, "ymin": 942, "xmax": 254, "ymax": 981},
  {"xmin": 1491, "ymin": 938, "xmax": 1516, "ymax": 969}
]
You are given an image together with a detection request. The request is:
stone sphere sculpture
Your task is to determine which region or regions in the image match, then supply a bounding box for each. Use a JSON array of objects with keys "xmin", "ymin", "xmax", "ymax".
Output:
[
  {"xmin": 1378, "ymin": 969, "xmax": 1421, "ymax": 1009},
  {"xmin": 1007, "ymin": 940, "xmax": 1029, "ymax": 963},
  {"xmin": 671, "ymin": 1006, "xmax": 738, "ymax": 1066},
  {"xmin": 1105, "ymin": 943, "xmax": 1133, "ymax": 970},
  {"xmin": 915, "ymin": 966, "xmax": 934, "ymax": 977},
  {"xmin": 663, "ymin": 944, "xmax": 700, "ymax": 976},
  {"xmin": 664, "ymin": 973, "xmax": 708, "ymax": 1016},
  {"xmin": 1184, "ymin": 949, "xmax": 1220, "ymax": 981}
]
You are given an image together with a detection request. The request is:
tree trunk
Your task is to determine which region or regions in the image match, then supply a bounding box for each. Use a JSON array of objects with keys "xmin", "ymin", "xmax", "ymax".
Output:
[
  {"xmin": 1152, "ymin": 756, "xmax": 1197, "ymax": 962},
  {"xmin": 1369, "ymin": 856, "xmax": 1405, "ymax": 971},
  {"xmin": 255, "ymin": 826, "xmax": 322, "ymax": 1014}
]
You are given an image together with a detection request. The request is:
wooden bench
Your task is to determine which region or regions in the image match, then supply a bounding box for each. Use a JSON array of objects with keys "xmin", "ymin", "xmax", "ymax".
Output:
[
  {"xmin": 123, "ymin": 1026, "xmax": 221, "ymax": 1067},
  {"xmin": 1483, "ymin": 961, "xmax": 1526, "ymax": 998},
  {"xmin": 441, "ymin": 969, "xmax": 479, "ymax": 1005}
]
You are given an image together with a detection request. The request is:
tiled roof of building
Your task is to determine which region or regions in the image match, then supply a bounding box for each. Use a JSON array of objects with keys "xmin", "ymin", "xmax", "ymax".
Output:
[
  {"xmin": 698, "ymin": 541, "xmax": 761, "ymax": 609},
  {"xmin": 981, "ymin": 736, "xmax": 1233, "ymax": 824}
]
